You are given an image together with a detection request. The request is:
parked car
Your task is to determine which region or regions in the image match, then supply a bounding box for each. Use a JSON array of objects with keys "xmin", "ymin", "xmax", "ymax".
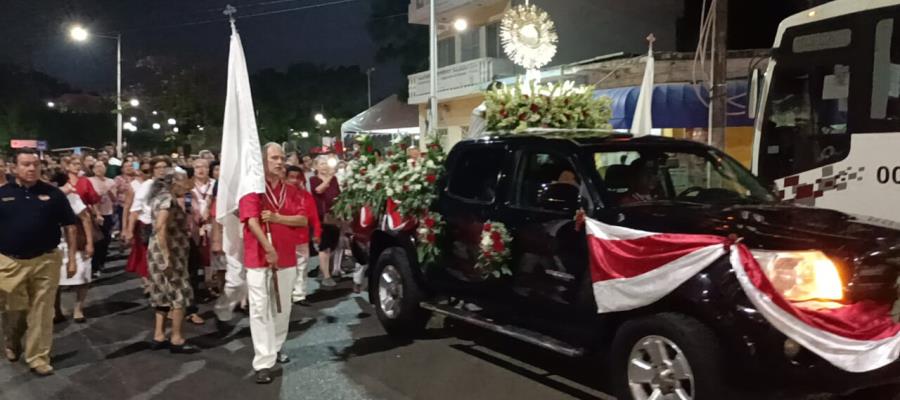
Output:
[{"xmin": 366, "ymin": 133, "xmax": 900, "ymax": 399}]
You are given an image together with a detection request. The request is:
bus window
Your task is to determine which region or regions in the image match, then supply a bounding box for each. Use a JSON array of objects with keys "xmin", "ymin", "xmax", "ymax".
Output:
[
  {"xmin": 759, "ymin": 62, "xmax": 851, "ymax": 181},
  {"xmin": 868, "ymin": 18, "xmax": 900, "ymax": 130}
]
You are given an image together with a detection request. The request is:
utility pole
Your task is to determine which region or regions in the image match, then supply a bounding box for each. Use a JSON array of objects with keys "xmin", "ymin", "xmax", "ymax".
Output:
[
  {"xmin": 709, "ymin": 0, "xmax": 728, "ymax": 150},
  {"xmin": 366, "ymin": 67, "xmax": 375, "ymax": 109}
]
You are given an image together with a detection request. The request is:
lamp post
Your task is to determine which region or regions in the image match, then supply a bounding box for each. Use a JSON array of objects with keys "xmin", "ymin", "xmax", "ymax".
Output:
[
  {"xmin": 366, "ymin": 67, "xmax": 375, "ymax": 109},
  {"xmin": 427, "ymin": 3, "xmax": 467, "ymax": 145},
  {"xmin": 70, "ymin": 25, "xmax": 124, "ymax": 158}
]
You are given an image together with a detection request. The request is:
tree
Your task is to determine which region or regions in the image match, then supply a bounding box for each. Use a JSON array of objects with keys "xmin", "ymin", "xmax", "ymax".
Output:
[
  {"xmin": 130, "ymin": 56, "xmax": 224, "ymax": 154},
  {"xmin": 250, "ymin": 63, "xmax": 368, "ymax": 150},
  {"xmin": 0, "ymin": 63, "xmax": 113, "ymax": 152},
  {"xmin": 368, "ymin": 0, "xmax": 428, "ymax": 99}
]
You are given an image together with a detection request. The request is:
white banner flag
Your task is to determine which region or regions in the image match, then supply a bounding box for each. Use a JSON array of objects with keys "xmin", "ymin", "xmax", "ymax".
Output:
[
  {"xmin": 216, "ymin": 21, "xmax": 265, "ymax": 263},
  {"xmin": 631, "ymin": 36, "xmax": 655, "ymax": 136}
]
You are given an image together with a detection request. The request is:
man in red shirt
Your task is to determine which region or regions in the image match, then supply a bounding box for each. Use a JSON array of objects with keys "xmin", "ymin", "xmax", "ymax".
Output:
[
  {"xmin": 285, "ymin": 166, "xmax": 321, "ymax": 307},
  {"xmin": 240, "ymin": 143, "xmax": 310, "ymax": 384}
]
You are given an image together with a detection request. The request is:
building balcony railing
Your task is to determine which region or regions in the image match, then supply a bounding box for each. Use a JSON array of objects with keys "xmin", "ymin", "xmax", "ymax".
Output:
[
  {"xmin": 408, "ymin": 0, "xmax": 508, "ymax": 25},
  {"xmin": 407, "ymin": 57, "xmax": 516, "ymax": 104}
]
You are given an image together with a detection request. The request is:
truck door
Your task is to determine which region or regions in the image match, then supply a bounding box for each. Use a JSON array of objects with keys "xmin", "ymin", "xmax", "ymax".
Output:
[
  {"xmin": 496, "ymin": 147, "xmax": 592, "ymax": 316},
  {"xmin": 436, "ymin": 144, "xmax": 510, "ymax": 287}
]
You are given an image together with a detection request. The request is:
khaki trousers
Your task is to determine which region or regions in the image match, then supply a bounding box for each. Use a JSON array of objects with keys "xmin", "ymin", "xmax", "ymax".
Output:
[{"xmin": 0, "ymin": 251, "xmax": 63, "ymax": 368}]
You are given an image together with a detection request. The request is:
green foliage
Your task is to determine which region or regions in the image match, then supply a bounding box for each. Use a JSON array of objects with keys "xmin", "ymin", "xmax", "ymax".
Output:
[
  {"xmin": 250, "ymin": 64, "xmax": 367, "ymax": 149},
  {"xmin": 484, "ymin": 81, "xmax": 613, "ymax": 133},
  {"xmin": 367, "ymin": 0, "xmax": 428, "ymax": 99}
]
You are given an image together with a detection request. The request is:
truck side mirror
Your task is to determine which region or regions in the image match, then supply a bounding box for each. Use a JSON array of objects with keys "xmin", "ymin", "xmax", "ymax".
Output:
[{"xmin": 748, "ymin": 68, "xmax": 762, "ymax": 120}]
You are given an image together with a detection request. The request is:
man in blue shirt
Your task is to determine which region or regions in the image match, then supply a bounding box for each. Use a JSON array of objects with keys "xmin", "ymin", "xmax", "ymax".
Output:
[{"xmin": 0, "ymin": 148, "xmax": 78, "ymax": 377}]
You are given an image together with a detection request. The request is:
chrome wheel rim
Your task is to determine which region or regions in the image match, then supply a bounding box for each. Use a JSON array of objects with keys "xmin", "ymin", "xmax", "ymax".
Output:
[
  {"xmin": 378, "ymin": 265, "xmax": 403, "ymax": 319},
  {"xmin": 627, "ymin": 335, "xmax": 695, "ymax": 400}
]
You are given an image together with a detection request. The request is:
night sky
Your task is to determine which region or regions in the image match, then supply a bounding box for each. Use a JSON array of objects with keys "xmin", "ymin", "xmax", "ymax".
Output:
[{"xmin": 0, "ymin": 0, "xmax": 404, "ymax": 99}]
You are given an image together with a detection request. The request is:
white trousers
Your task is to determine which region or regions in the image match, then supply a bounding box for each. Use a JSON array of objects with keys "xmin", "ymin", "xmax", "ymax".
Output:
[
  {"xmin": 291, "ymin": 244, "xmax": 310, "ymax": 302},
  {"xmin": 213, "ymin": 254, "xmax": 247, "ymax": 322},
  {"xmin": 247, "ymin": 266, "xmax": 296, "ymax": 371}
]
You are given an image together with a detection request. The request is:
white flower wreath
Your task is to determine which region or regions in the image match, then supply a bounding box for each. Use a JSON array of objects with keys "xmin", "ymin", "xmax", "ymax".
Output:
[{"xmin": 500, "ymin": 3, "xmax": 558, "ymax": 70}]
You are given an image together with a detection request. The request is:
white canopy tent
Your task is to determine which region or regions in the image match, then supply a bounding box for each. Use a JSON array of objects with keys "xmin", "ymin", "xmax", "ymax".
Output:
[{"xmin": 341, "ymin": 94, "xmax": 420, "ymax": 138}]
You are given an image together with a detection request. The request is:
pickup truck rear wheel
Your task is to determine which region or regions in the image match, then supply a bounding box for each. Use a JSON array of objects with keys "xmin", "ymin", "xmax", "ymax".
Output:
[
  {"xmin": 371, "ymin": 247, "xmax": 429, "ymax": 338},
  {"xmin": 611, "ymin": 313, "xmax": 727, "ymax": 400}
]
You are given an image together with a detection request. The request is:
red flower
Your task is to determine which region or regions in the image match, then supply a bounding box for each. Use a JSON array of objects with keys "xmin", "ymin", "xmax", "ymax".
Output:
[
  {"xmin": 530, "ymin": 103, "xmax": 539, "ymax": 113},
  {"xmin": 359, "ymin": 168, "xmax": 367, "ymax": 175},
  {"xmin": 426, "ymin": 234, "xmax": 436, "ymax": 243},
  {"xmin": 389, "ymin": 164, "xmax": 399, "ymax": 172},
  {"xmin": 429, "ymin": 143, "xmax": 441, "ymax": 150},
  {"xmin": 491, "ymin": 231, "xmax": 502, "ymax": 242},
  {"xmin": 482, "ymin": 251, "xmax": 493, "ymax": 259},
  {"xmin": 366, "ymin": 145, "xmax": 374, "ymax": 153},
  {"xmin": 403, "ymin": 185, "xmax": 409, "ymax": 192},
  {"xmin": 387, "ymin": 150, "xmax": 394, "ymax": 156},
  {"xmin": 400, "ymin": 143, "xmax": 409, "ymax": 150},
  {"xmin": 375, "ymin": 183, "xmax": 383, "ymax": 190},
  {"xmin": 483, "ymin": 223, "xmax": 492, "ymax": 232},
  {"xmin": 518, "ymin": 112, "xmax": 528, "ymax": 121},
  {"xmin": 426, "ymin": 174, "xmax": 436, "ymax": 183},
  {"xmin": 492, "ymin": 240, "xmax": 505, "ymax": 253},
  {"xmin": 424, "ymin": 218, "xmax": 435, "ymax": 228}
]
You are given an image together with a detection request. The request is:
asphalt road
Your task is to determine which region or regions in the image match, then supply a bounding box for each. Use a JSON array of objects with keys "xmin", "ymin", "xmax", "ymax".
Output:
[{"xmin": 0, "ymin": 247, "xmax": 873, "ymax": 400}]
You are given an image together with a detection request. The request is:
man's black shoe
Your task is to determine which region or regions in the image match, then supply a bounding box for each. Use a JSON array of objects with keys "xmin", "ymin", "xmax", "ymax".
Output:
[
  {"xmin": 277, "ymin": 352, "xmax": 290, "ymax": 364},
  {"xmin": 255, "ymin": 368, "xmax": 273, "ymax": 384},
  {"xmin": 215, "ymin": 319, "xmax": 233, "ymax": 338}
]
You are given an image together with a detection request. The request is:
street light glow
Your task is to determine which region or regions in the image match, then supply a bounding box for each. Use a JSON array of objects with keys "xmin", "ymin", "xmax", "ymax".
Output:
[
  {"xmin": 70, "ymin": 25, "xmax": 89, "ymax": 42},
  {"xmin": 129, "ymin": 98, "xmax": 140, "ymax": 107},
  {"xmin": 130, "ymin": 116, "xmax": 137, "ymax": 122},
  {"xmin": 300, "ymin": 131, "xmax": 309, "ymax": 138},
  {"xmin": 453, "ymin": 18, "xmax": 468, "ymax": 32},
  {"xmin": 152, "ymin": 123, "xmax": 161, "ymax": 130},
  {"xmin": 167, "ymin": 118, "xmax": 176, "ymax": 125},
  {"xmin": 46, "ymin": 101, "xmax": 55, "ymax": 108},
  {"xmin": 173, "ymin": 127, "xmax": 179, "ymax": 133},
  {"xmin": 152, "ymin": 111, "xmax": 158, "ymax": 116}
]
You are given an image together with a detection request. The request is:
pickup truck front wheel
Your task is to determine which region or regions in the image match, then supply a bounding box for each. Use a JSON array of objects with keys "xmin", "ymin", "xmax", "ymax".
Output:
[
  {"xmin": 371, "ymin": 247, "xmax": 429, "ymax": 338},
  {"xmin": 611, "ymin": 313, "xmax": 727, "ymax": 400}
]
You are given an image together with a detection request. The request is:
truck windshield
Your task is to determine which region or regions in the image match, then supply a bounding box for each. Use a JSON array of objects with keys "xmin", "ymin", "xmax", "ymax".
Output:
[{"xmin": 594, "ymin": 148, "xmax": 775, "ymax": 207}]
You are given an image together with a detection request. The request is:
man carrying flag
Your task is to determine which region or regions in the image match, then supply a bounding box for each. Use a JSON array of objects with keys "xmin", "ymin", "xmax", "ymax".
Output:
[
  {"xmin": 240, "ymin": 143, "xmax": 309, "ymax": 384},
  {"xmin": 214, "ymin": 9, "xmax": 305, "ymax": 384}
]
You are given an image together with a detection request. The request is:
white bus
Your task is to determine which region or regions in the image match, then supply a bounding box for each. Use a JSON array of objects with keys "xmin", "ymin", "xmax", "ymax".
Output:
[{"xmin": 752, "ymin": 0, "xmax": 900, "ymax": 225}]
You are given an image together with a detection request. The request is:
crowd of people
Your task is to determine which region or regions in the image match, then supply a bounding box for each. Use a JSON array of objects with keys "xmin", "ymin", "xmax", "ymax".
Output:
[{"xmin": 0, "ymin": 142, "xmax": 354, "ymax": 383}]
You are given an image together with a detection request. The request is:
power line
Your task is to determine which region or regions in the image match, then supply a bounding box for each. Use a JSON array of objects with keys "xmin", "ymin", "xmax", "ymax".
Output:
[{"xmin": 128, "ymin": 0, "xmax": 362, "ymax": 32}]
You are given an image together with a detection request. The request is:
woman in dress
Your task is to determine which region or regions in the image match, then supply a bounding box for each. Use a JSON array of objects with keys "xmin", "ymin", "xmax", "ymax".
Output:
[
  {"xmin": 310, "ymin": 155, "xmax": 341, "ymax": 287},
  {"xmin": 145, "ymin": 169, "xmax": 198, "ymax": 353},
  {"xmin": 125, "ymin": 158, "xmax": 168, "ymax": 284},
  {"xmin": 51, "ymin": 170, "xmax": 94, "ymax": 323},
  {"xmin": 88, "ymin": 161, "xmax": 116, "ymax": 277}
]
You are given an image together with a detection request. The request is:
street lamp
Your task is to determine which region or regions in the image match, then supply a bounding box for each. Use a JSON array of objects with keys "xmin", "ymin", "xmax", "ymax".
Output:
[
  {"xmin": 129, "ymin": 98, "xmax": 140, "ymax": 107},
  {"xmin": 173, "ymin": 127, "xmax": 179, "ymax": 133},
  {"xmin": 453, "ymin": 18, "xmax": 468, "ymax": 32},
  {"xmin": 152, "ymin": 110, "xmax": 158, "ymax": 116},
  {"xmin": 300, "ymin": 131, "xmax": 309, "ymax": 138},
  {"xmin": 69, "ymin": 24, "xmax": 124, "ymax": 158},
  {"xmin": 152, "ymin": 123, "xmax": 161, "ymax": 130},
  {"xmin": 130, "ymin": 116, "xmax": 137, "ymax": 123},
  {"xmin": 167, "ymin": 118, "xmax": 176, "ymax": 125},
  {"xmin": 46, "ymin": 101, "xmax": 55, "ymax": 108},
  {"xmin": 314, "ymin": 113, "xmax": 326, "ymax": 126}
]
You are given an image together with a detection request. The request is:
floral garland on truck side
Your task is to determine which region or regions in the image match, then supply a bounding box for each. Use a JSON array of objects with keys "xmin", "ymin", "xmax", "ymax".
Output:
[{"xmin": 336, "ymin": 81, "xmax": 612, "ymax": 279}]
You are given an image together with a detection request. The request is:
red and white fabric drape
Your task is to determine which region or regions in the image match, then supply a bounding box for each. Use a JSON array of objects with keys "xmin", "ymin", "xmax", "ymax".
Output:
[{"xmin": 585, "ymin": 217, "xmax": 900, "ymax": 373}]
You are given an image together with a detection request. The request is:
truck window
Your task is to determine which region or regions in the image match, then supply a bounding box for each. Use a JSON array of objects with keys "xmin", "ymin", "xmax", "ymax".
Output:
[
  {"xmin": 447, "ymin": 147, "xmax": 505, "ymax": 203},
  {"xmin": 514, "ymin": 151, "xmax": 580, "ymax": 210}
]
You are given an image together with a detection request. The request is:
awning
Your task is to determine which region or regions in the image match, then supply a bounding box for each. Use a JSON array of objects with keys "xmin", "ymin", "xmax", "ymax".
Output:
[
  {"xmin": 341, "ymin": 94, "xmax": 420, "ymax": 136},
  {"xmin": 594, "ymin": 81, "xmax": 754, "ymax": 129}
]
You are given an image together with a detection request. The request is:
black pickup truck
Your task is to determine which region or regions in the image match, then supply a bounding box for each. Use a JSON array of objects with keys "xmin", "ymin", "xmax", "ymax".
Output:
[{"xmin": 365, "ymin": 133, "xmax": 900, "ymax": 399}]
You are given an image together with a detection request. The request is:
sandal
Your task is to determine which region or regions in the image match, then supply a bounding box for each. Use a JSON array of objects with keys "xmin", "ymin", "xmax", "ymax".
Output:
[{"xmin": 187, "ymin": 314, "xmax": 205, "ymax": 325}]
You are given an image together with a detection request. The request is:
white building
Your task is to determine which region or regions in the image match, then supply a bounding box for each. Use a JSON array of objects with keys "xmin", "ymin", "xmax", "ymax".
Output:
[{"xmin": 407, "ymin": 0, "xmax": 683, "ymax": 148}]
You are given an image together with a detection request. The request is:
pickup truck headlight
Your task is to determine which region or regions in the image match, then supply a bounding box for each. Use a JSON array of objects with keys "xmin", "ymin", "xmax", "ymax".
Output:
[{"xmin": 749, "ymin": 250, "xmax": 843, "ymax": 302}]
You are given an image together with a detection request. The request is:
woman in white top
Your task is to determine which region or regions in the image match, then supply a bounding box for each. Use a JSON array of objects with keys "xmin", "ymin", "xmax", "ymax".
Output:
[
  {"xmin": 53, "ymin": 170, "xmax": 95, "ymax": 323},
  {"xmin": 88, "ymin": 161, "xmax": 116, "ymax": 276}
]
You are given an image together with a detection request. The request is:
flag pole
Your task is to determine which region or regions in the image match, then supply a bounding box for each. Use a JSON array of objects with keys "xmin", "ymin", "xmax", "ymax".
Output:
[
  {"xmin": 224, "ymin": 4, "xmax": 281, "ymax": 314},
  {"xmin": 266, "ymin": 223, "xmax": 282, "ymax": 314}
]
